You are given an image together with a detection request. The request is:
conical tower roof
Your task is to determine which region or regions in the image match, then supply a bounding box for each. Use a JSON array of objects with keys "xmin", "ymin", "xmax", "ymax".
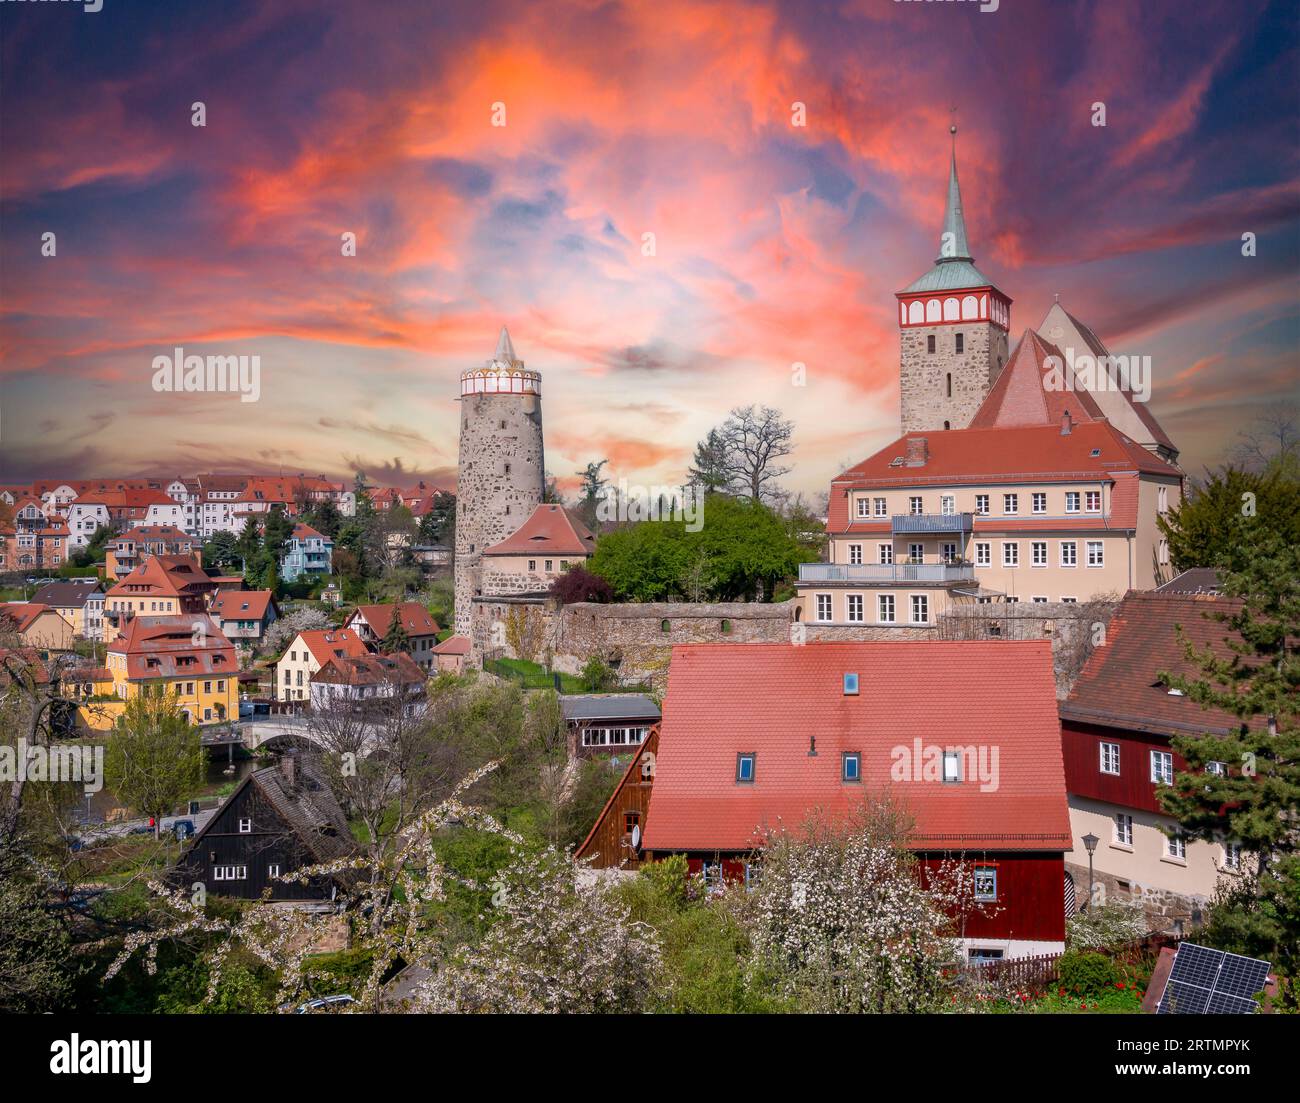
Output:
[
  {"xmin": 493, "ymin": 326, "xmax": 517, "ymax": 365},
  {"xmin": 936, "ymin": 149, "xmax": 972, "ymax": 263}
]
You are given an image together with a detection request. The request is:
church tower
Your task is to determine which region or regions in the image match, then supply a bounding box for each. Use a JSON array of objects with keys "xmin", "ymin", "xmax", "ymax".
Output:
[
  {"xmin": 454, "ymin": 327, "xmax": 545, "ymax": 636},
  {"xmin": 896, "ymin": 126, "xmax": 1011, "ymax": 434}
]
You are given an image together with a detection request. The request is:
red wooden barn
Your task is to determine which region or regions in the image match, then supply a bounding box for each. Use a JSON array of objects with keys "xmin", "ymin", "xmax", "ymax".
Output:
[{"xmin": 592, "ymin": 640, "xmax": 1072, "ymax": 962}]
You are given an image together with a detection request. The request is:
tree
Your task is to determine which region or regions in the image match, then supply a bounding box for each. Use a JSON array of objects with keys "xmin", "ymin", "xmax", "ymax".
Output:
[
  {"xmin": 305, "ymin": 498, "xmax": 343, "ymax": 540},
  {"xmin": 687, "ymin": 428, "xmax": 730, "ymax": 495},
  {"xmin": 202, "ymin": 530, "xmax": 240, "ymax": 570},
  {"xmin": 262, "ymin": 504, "xmax": 294, "ymax": 558},
  {"xmin": 719, "ymin": 405, "xmax": 794, "ymax": 503},
  {"xmin": 422, "ymin": 847, "xmax": 662, "ymax": 1013},
  {"xmin": 416, "ymin": 491, "xmax": 455, "ymax": 547},
  {"xmin": 548, "ymin": 565, "xmax": 613, "ymax": 606},
  {"xmin": 379, "ymin": 612, "xmax": 411, "ymax": 656},
  {"xmin": 0, "ymin": 848, "xmax": 73, "ymax": 1012},
  {"xmin": 738, "ymin": 799, "xmax": 985, "ymax": 1013},
  {"xmin": 576, "ymin": 460, "xmax": 609, "ymax": 531},
  {"xmin": 105, "ymin": 695, "xmax": 205, "ymax": 838},
  {"xmin": 1157, "ymin": 525, "xmax": 1299, "ymax": 996},
  {"xmin": 262, "ymin": 607, "xmax": 330, "ymax": 657},
  {"xmin": 1227, "ymin": 403, "xmax": 1298, "ymax": 474},
  {"xmin": 1158, "ymin": 462, "xmax": 1299, "ymax": 572}
]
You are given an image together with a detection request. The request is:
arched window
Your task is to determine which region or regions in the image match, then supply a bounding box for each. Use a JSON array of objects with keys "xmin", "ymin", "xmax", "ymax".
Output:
[
  {"xmin": 943, "ymin": 298, "xmax": 959, "ymax": 321},
  {"xmin": 961, "ymin": 295, "xmax": 978, "ymax": 319},
  {"xmin": 944, "ymin": 420, "xmax": 951, "ymax": 430},
  {"xmin": 908, "ymin": 301, "xmax": 924, "ymax": 325},
  {"xmin": 660, "ymin": 619, "xmax": 671, "ymax": 633},
  {"xmin": 925, "ymin": 299, "xmax": 941, "ymax": 323}
]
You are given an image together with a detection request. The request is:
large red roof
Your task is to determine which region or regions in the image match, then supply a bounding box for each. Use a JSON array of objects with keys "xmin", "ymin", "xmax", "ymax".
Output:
[
  {"xmin": 347, "ymin": 601, "xmax": 439, "ymax": 639},
  {"xmin": 969, "ymin": 329, "xmax": 1105, "ymax": 429},
  {"xmin": 210, "ymin": 589, "xmax": 277, "ymax": 622},
  {"xmin": 641, "ymin": 641, "xmax": 1071, "ymax": 854},
  {"xmin": 1062, "ymin": 590, "xmax": 1252, "ymax": 737},
  {"xmin": 108, "ymin": 615, "xmax": 237, "ymax": 680},
  {"xmin": 291, "ymin": 628, "xmax": 371, "ymax": 666},
  {"xmin": 105, "ymin": 553, "xmax": 211, "ymax": 599},
  {"xmin": 482, "ymin": 504, "xmax": 596, "ymax": 557}
]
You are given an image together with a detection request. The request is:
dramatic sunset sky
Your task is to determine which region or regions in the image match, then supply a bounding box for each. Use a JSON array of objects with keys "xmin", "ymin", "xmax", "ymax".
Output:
[{"xmin": 1, "ymin": 0, "xmax": 1297, "ymax": 497}]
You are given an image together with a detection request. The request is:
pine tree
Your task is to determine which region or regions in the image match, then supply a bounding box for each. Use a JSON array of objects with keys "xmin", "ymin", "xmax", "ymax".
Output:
[
  {"xmin": 379, "ymin": 610, "xmax": 411, "ymax": 655},
  {"xmin": 1157, "ymin": 524, "xmax": 1299, "ymax": 992}
]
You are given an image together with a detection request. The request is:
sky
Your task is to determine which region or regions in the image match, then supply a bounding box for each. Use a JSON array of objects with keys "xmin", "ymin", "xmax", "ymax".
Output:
[{"xmin": 1, "ymin": 0, "xmax": 1297, "ymax": 498}]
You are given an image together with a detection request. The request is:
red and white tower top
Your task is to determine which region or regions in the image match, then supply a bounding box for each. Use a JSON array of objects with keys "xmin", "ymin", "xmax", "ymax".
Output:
[{"xmin": 459, "ymin": 326, "xmax": 542, "ymax": 397}]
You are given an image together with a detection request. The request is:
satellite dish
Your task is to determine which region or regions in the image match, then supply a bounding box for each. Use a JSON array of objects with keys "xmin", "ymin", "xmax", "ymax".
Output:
[{"xmin": 630, "ymin": 824, "xmax": 641, "ymax": 849}]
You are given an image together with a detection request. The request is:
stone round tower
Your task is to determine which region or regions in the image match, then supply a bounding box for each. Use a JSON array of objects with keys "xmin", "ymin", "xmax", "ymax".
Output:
[{"xmin": 454, "ymin": 327, "xmax": 545, "ymax": 636}]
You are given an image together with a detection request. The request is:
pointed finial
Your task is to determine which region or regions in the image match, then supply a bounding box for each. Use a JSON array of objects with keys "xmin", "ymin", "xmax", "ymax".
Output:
[
  {"xmin": 493, "ymin": 326, "xmax": 517, "ymax": 365},
  {"xmin": 1054, "ymin": 292, "xmax": 1061, "ymax": 303}
]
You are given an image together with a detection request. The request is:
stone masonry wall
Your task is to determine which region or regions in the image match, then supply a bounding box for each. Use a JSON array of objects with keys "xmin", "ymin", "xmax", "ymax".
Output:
[
  {"xmin": 454, "ymin": 391, "xmax": 545, "ymax": 636},
  {"xmin": 899, "ymin": 322, "xmax": 1007, "ymax": 434}
]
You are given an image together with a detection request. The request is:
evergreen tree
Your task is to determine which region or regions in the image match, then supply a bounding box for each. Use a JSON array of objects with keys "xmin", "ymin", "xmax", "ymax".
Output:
[
  {"xmin": 1158, "ymin": 524, "xmax": 1299, "ymax": 996},
  {"xmin": 379, "ymin": 610, "xmax": 411, "ymax": 655},
  {"xmin": 687, "ymin": 428, "xmax": 730, "ymax": 495}
]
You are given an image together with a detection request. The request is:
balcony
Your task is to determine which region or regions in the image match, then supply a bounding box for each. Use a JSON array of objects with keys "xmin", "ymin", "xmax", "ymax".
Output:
[
  {"xmin": 890, "ymin": 512, "xmax": 974, "ymax": 535},
  {"xmin": 798, "ymin": 562, "xmax": 975, "ymax": 584}
]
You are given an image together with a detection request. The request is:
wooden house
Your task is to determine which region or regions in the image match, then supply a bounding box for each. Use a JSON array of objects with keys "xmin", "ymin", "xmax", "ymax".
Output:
[{"xmin": 576, "ymin": 728, "xmax": 659, "ymax": 871}]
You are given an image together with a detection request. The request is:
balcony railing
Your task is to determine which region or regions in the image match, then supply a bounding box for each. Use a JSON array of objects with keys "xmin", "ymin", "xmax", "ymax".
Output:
[
  {"xmin": 798, "ymin": 562, "xmax": 975, "ymax": 584},
  {"xmin": 890, "ymin": 512, "xmax": 974, "ymax": 534}
]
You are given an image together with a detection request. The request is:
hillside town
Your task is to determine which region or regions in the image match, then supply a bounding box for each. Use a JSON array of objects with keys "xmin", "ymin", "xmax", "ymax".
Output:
[{"xmin": 2, "ymin": 135, "xmax": 1294, "ymax": 1025}]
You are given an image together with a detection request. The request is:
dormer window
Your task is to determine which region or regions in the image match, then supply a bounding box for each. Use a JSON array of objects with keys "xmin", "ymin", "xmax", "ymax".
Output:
[
  {"xmin": 736, "ymin": 753, "xmax": 755, "ymax": 784},
  {"xmin": 842, "ymin": 753, "xmax": 861, "ymax": 782}
]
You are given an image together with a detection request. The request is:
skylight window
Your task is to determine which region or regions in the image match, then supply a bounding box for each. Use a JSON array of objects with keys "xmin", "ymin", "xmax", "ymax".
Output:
[
  {"xmin": 843, "ymin": 672, "xmax": 859, "ymax": 696},
  {"xmin": 736, "ymin": 753, "xmax": 755, "ymax": 784}
]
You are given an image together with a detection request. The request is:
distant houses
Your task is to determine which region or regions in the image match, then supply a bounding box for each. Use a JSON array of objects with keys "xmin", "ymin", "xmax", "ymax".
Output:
[
  {"xmin": 31, "ymin": 579, "xmax": 105, "ymax": 641},
  {"xmin": 275, "ymin": 627, "xmax": 370, "ymax": 703},
  {"xmin": 560, "ymin": 694, "xmax": 660, "ymax": 758},
  {"xmin": 209, "ymin": 589, "xmax": 279, "ymax": 648},
  {"xmin": 105, "ymin": 525, "xmax": 200, "ymax": 581},
  {"xmin": 105, "ymin": 614, "xmax": 239, "ymax": 725},
  {"xmin": 310, "ymin": 652, "xmax": 427, "ymax": 716},
  {"xmin": 344, "ymin": 601, "xmax": 440, "ymax": 670},
  {"xmin": 280, "ymin": 522, "xmax": 333, "ymax": 582}
]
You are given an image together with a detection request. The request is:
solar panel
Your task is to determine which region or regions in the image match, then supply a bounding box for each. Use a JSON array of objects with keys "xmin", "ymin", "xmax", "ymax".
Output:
[
  {"xmin": 1157, "ymin": 943, "xmax": 1270, "ymax": 1015},
  {"xmin": 1158, "ymin": 979, "xmax": 1211, "ymax": 1015},
  {"xmin": 1215, "ymin": 954, "xmax": 1271, "ymax": 1000},
  {"xmin": 1206, "ymin": 990, "xmax": 1262, "ymax": 1015}
]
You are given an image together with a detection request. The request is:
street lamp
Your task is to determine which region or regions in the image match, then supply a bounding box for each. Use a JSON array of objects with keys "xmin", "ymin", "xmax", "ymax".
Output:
[{"xmin": 1082, "ymin": 832, "xmax": 1099, "ymax": 912}]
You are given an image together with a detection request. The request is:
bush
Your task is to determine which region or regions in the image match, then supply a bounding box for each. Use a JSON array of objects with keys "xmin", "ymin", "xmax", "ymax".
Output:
[
  {"xmin": 580, "ymin": 657, "xmax": 616, "ymax": 692},
  {"xmin": 549, "ymin": 565, "xmax": 613, "ymax": 605},
  {"xmin": 1058, "ymin": 950, "xmax": 1118, "ymax": 995},
  {"xmin": 1067, "ymin": 901, "xmax": 1148, "ymax": 950}
]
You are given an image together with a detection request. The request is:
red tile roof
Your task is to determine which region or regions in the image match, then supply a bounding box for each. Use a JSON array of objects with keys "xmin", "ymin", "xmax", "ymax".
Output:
[
  {"xmin": 291, "ymin": 628, "xmax": 371, "ymax": 666},
  {"xmin": 290, "ymin": 522, "xmax": 326, "ymax": 541},
  {"xmin": 642, "ymin": 641, "xmax": 1071, "ymax": 854},
  {"xmin": 431, "ymin": 634, "xmax": 471, "ymax": 655},
  {"xmin": 826, "ymin": 421, "xmax": 1179, "ymax": 534},
  {"xmin": 311, "ymin": 651, "xmax": 426, "ymax": 687},
  {"xmin": 482, "ymin": 504, "xmax": 596, "ymax": 557},
  {"xmin": 108, "ymin": 615, "xmax": 237, "ymax": 680},
  {"xmin": 106, "ymin": 553, "xmax": 212, "ymax": 600},
  {"xmin": 210, "ymin": 589, "xmax": 277, "ymax": 622},
  {"xmin": 347, "ymin": 601, "xmax": 439, "ymax": 639},
  {"xmin": 1061, "ymin": 590, "xmax": 1252, "ymax": 737},
  {"xmin": 1, "ymin": 603, "xmax": 56, "ymax": 633},
  {"xmin": 969, "ymin": 329, "xmax": 1105, "ymax": 429}
]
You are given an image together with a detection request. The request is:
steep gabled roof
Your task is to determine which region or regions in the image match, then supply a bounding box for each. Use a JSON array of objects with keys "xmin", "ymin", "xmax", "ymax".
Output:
[
  {"xmin": 482, "ymin": 504, "xmax": 596, "ymax": 557},
  {"xmin": 291, "ymin": 628, "xmax": 371, "ymax": 666},
  {"xmin": 969, "ymin": 328, "xmax": 1105, "ymax": 429},
  {"xmin": 1061, "ymin": 590, "xmax": 1251, "ymax": 737},
  {"xmin": 0, "ymin": 603, "xmax": 56, "ymax": 633},
  {"xmin": 31, "ymin": 581, "xmax": 102, "ymax": 609},
  {"xmin": 641, "ymin": 641, "xmax": 1071, "ymax": 854},
  {"xmin": 210, "ymin": 589, "xmax": 277, "ymax": 622},
  {"xmin": 105, "ymin": 552, "xmax": 211, "ymax": 600},
  {"xmin": 347, "ymin": 601, "xmax": 439, "ymax": 639},
  {"xmin": 312, "ymin": 651, "xmax": 425, "ymax": 687}
]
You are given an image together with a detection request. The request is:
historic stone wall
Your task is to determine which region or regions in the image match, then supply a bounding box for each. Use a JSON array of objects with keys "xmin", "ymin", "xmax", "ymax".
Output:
[
  {"xmin": 899, "ymin": 321, "xmax": 1007, "ymax": 434},
  {"xmin": 1066, "ymin": 862, "xmax": 1208, "ymax": 935},
  {"xmin": 454, "ymin": 391, "xmax": 545, "ymax": 636}
]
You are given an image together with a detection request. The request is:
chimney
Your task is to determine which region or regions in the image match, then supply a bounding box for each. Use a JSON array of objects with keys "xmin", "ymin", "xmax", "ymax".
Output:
[
  {"xmin": 1060, "ymin": 410, "xmax": 1073, "ymax": 435},
  {"xmin": 279, "ymin": 754, "xmax": 297, "ymax": 788},
  {"xmin": 904, "ymin": 437, "xmax": 929, "ymax": 467}
]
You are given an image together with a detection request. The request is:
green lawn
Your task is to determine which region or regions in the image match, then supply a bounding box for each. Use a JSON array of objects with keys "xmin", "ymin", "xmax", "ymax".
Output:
[{"xmin": 485, "ymin": 657, "xmax": 586, "ymax": 693}]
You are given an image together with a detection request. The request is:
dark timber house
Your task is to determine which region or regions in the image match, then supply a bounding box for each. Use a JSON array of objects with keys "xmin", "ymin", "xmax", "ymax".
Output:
[{"xmin": 175, "ymin": 755, "xmax": 356, "ymax": 902}]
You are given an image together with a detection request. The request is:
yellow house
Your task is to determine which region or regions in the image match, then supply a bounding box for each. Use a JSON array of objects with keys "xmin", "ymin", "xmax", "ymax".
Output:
[
  {"xmin": 106, "ymin": 614, "xmax": 239, "ymax": 726},
  {"xmin": 103, "ymin": 553, "xmax": 215, "ymax": 643},
  {"xmin": 62, "ymin": 664, "xmax": 125, "ymax": 732}
]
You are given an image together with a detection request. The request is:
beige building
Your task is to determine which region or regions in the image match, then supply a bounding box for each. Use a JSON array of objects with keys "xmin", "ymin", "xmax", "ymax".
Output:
[
  {"xmin": 798, "ymin": 418, "xmax": 1182, "ymax": 627},
  {"xmin": 274, "ymin": 627, "xmax": 370, "ymax": 703}
]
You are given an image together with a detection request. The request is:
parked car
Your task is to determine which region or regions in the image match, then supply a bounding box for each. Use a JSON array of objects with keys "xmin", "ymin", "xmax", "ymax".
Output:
[
  {"xmin": 294, "ymin": 995, "xmax": 356, "ymax": 1014},
  {"xmin": 172, "ymin": 819, "xmax": 195, "ymax": 840}
]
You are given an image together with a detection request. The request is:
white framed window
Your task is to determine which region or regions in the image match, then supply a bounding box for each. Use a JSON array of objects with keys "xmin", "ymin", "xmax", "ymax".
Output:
[
  {"xmin": 1114, "ymin": 813, "xmax": 1133, "ymax": 847},
  {"xmin": 1086, "ymin": 540, "xmax": 1104, "ymax": 567},
  {"xmin": 1003, "ymin": 493, "xmax": 1018, "ymax": 515},
  {"xmin": 268, "ymin": 864, "xmax": 281, "ymax": 879},
  {"xmin": 1100, "ymin": 742, "xmax": 1120, "ymax": 775},
  {"xmin": 842, "ymin": 752, "xmax": 861, "ymax": 782},
  {"xmin": 1031, "ymin": 541, "xmax": 1047, "ymax": 567},
  {"xmin": 1060, "ymin": 541, "xmax": 1077, "ymax": 567},
  {"xmin": 973, "ymin": 866, "xmax": 997, "ymax": 901},
  {"xmin": 941, "ymin": 542, "xmax": 958, "ymax": 564},
  {"xmin": 1206, "ymin": 760, "xmax": 1228, "ymax": 776},
  {"xmin": 213, "ymin": 865, "xmax": 248, "ymax": 881},
  {"xmin": 1061, "ymin": 596, "xmax": 1078, "ymax": 603},
  {"xmin": 975, "ymin": 494, "xmax": 990, "ymax": 515},
  {"xmin": 1167, "ymin": 833, "xmax": 1186, "ymax": 861},
  {"xmin": 1158, "ymin": 486, "xmax": 1169, "ymax": 514},
  {"xmin": 1086, "ymin": 490, "xmax": 1102, "ymax": 512},
  {"xmin": 910, "ymin": 594, "xmax": 929, "ymax": 624},
  {"xmin": 1002, "ymin": 542, "xmax": 1019, "ymax": 567},
  {"xmin": 909, "ymin": 496, "xmax": 924, "ymax": 516},
  {"xmin": 1222, "ymin": 842, "xmax": 1241, "ymax": 871},
  {"xmin": 1032, "ymin": 492, "xmax": 1047, "ymax": 514},
  {"xmin": 848, "ymin": 543, "xmax": 863, "ymax": 565},
  {"xmin": 878, "ymin": 543, "xmax": 893, "ymax": 565},
  {"xmin": 940, "ymin": 494, "xmax": 955, "ymax": 515},
  {"xmin": 856, "ymin": 498, "xmax": 871, "ymax": 518},
  {"xmin": 238, "ymin": 818, "xmax": 252, "ymax": 833},
  {"xmin": 1150, "ymin": 750, "xmax": 1174, "ymax": 785},
  {"xmin": 846, "ymin": 594, "xmax": 864, "ymax": 623},
  {"xmin": 873, "ymin": 497, "xmax": 888, "ymax": 517},
  {"xmin": 975, "ymin": 542, "xmax": 991, "ymax": 567},
  {"xmin": 908, "ymin": 543, "xmax": 924, "ymax": 562},
  {"xmin": 1065, "ymin": 491, "xmax": 1080, "ymax": 513},
  {"xmin": 878, "ymin": 594, "xmax": 895, "ymax": 623},
  {"xmin": 815, "ymin": 594, "xmax": 832, "ymax": 622},
  {"xmin": 736, "ymin": 753, "xmax": 756, "ymax": 783},
  {"xmin": 1031, "ymin": 596, "xmax": 1049, "ymax": 604},
  {"xmin": 1158, "ymin": 538, "xmax": 1169, "ymax": 565}
]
